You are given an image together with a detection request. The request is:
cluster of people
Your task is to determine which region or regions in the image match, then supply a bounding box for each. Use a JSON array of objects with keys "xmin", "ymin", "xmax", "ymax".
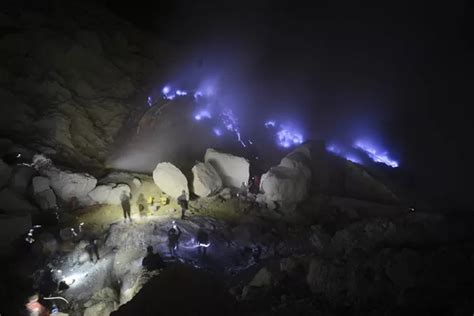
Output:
[{"xmin": 120, "ymin": 190, "xmax": 189, "ymax": 223}]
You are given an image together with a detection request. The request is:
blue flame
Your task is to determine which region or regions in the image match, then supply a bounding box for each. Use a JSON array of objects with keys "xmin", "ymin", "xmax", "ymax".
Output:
[
  {"xmin": 276, "ymin": 127, "xmax": 304, "ymax": 148},
  {"xmin": 326, "ymin": 144, "xmax": 342, "ymax": 154},
  {"xmin": 213, "ymin": 128, "xmax": 222, "ymax": 136},
  {"xmin": 194, "ymin": 109, "xmax": 212, "ymax": 121},
  {"xmin": 353, "ymin": 140, "xmax": 399, "ymax": 168},
  {"xmin": 265, "ymin": 120, "xmax": 276, "ymax": 128},
  {"xmin": 176, "ymin": 90, "xmax": 188, "ymax": 96},
  {"xmin": 194, "ymin": 91, "xmax": 203, "ymax": 99},
  {"xmin": 162, "ymin": 85, "xmax": 170, "ymax": 95},
  {"xmin": 345, "ymin": 155, "xmax": 361, "ymax": 164}
]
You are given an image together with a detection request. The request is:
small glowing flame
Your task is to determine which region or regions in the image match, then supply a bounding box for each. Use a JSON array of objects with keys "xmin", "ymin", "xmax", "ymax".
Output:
[
  {"xmin": 194, "ymin": 109, "xmax": 212, "ymax": 121},
  {"xmin": 213, "ymin": 128, "xmax": 222, "ymax": 136},
  {"xmin": 162, "ymin": 85, "xmax": 170, "ymax": 94},
  {"xmin": 265, "ymin": 120, "xmax": 276, "ymax": 128}
]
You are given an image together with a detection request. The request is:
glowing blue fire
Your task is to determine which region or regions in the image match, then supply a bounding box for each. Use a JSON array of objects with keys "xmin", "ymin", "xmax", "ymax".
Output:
[
  {"xmin": 277, "ymin": 127, "xmax": 303, "ymax": 148},
  {"xmin": 194, "ymin": 109, "xmax": 212, "ymax": 121},
  {"xmin": 326, "ymin": 143, "xmax": 362, "ymax": 164},
  {"xmin": 176, "ymin": 90, "xmax": 188, "ymax": 96},
  {"xmin": 213, "ymin": 128, "xmax": 222, "ymax": 136},
  {"xmin": 326, "ymin": 144, "xmax": 342, "ymax": 154},
  {"xmin": 345, "ymin": 155, "xmax": 361, "ymax": 164},
  {"xmin": 265, "ymin": 120, "xmax": 276, "ymax": 128},
  {"xmin": 353, "ymin": 140, "xmax": 399, "ymax": 168},
  {"xmin": 162, "ymin": 85, "xmax": 170, "ymax": 95},
  {"xmin": 194, "ymin": 91, "xmax": 203, "ymax": 99}
]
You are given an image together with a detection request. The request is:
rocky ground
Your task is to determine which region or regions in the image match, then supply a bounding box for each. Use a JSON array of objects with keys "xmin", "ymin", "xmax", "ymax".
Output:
[{"xmin": 0, "ymin": 2, "xmax": 473, "ymax": 316}]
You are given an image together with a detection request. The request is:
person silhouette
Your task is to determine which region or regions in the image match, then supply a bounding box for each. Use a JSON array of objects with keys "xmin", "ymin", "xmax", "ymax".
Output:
[{"xmin": 120, "ymin": 191, "xmax": 132, "ymax": 223}]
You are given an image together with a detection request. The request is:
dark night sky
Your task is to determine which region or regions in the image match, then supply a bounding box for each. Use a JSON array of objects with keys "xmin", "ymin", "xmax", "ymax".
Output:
[{"xmin": 108, "ymin": 1, "xmax": 473, "ymax": 208}]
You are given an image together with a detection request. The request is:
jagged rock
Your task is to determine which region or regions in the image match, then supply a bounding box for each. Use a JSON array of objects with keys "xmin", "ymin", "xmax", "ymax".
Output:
[
  {"xmin": 279, "ymin": 145, "xmax": 312, "ymax": 181},
  {"xmin": 42, "ymin": 166, "xmax": 97, "ymax": 206},
  {"xmin": 218, "ymin": 188, "xmax": 232, "ymax": 200},
  {"xmin": 260, "ymin": 145, "xmax": 312, "ymax": 210},
  {"xmin": 84, "ymin": 287, "xmax": 118, "ymax": 316},
  {"xmin": 132, "ymin": 177, "xmax": 142, "ymax": 187},
  {"xmin": 192, "ymin": 162, "xmax": 223, "ymax": 197},
  {"xmin": 0, "ymin": 159, "xmax": 12, "ymax": 189},
  {"xmin": 34, "ymin": 189, "xmax": 57, "ymax": 211},
  {"xmin": 249, "ymin": 267, "xmax": 273, "ymax": 287},
  {"xmin": 0, "ymin": 2, "xmax": 161, "ymax": 167},
  {"xmin": 8, "ymin": 165, "xmax": 37, "ymax": 196},
  {"xmin": 344, "ymin": 162, "xmax": 399, "ymax": 204},
  {"xmin": 152, "ymin": 162, "xmax": 188, "ymax": 199},
  {"xmin": 204, "ymin": 148, "xmax": 249, "ymax": 189},
  {"xmin": 0, "ymin": 188, "xmax": 38, "ymax": 214},
  {"xmin": 32, "ymin": 176, "xmax": 50, "ymax": 194},
  {"xmin": 309, "ymin": 225, "xmax": 331, "ymax": 252},
  {"xmin": 88, "ymin": 183, "xmax": 131, "ymax": 205}
]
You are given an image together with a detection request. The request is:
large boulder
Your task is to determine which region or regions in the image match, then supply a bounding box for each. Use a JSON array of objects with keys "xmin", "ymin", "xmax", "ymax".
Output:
[
  {"xmin": 279, "ymin": 145, "xmax": 312, "ymax": 181},
  {"xmin": 31, "ymin": 176, "xmax": 57, "ymax": 211},
  {"xmin": 32, "ymin": 176, "xmax": 51, "ymax": 195},
  {"xmin": 88, "ymin": 183, "xmax": 131, "ymax": 205},
  {"xmin": 34, "ymin": 189, "xmax": 57, "ymax": 211},
  {"xmin": 152, "ymin": 162, "xmax": 188, "ymax": 199},
  {"xmin": 8, "ymin": 165, "xmax": 37, "ymax": 196},
  {"xmin": 192, "ymin": 162, "xmax": 223, "ymax": 197},
  {"xmin": 0, "ymin": 159, "xmax": 12, "ymax": 189},
  {"xmin": 41, "ymin": 167, "xmax": 97, "ymax": 206},
  {"xmin": 344, "ymin": 162, "xmax": 399, "ymax": 204},
  {"xmin": 204, "ymin": 148, "xmax": 249, "ymax": 189},
  {"xmin": 260, "ymin": 166, "xmax": 308, "ymax": 203},
  {"xmin": 259, "ymin": 145, "xmax": 312, "ymax": 209}
]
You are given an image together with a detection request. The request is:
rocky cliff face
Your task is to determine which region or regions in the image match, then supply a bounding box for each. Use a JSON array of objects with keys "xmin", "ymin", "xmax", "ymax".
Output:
[{"xmin": 0, "ymin": 1, "xmax": 170, "ymax": 168}]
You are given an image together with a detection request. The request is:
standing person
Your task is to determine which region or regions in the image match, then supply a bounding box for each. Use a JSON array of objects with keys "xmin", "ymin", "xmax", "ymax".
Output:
[
  {"xmin": 142, "ymin": 246, "xmax": 165, "ymax": 271},
  {"xmin": 196, "ymin": 229, "xmax": 210, "ymax": 258},
  {"xmin": 85, "ymin": 238, "xmax": 100, "ymax": 263},
  {"xmin": 136, "ymin": 193, "xmax": 148, "ymax": 217},
  {"xmin": 120, "ymin": 191, "xmax": 132, "ymax": 223},
  {"xmin": 167, "ymin": 223, "xmax": 182, "ymax": 257},
  {"xmin": 177, "ymin": 190, "xmax": 188, "ymax": 220}
]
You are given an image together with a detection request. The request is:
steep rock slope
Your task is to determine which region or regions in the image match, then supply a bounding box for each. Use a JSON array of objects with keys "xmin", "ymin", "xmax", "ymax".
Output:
[{"xmin": 0, "ymin": 1, "xmax": 170, "ymax": 168}]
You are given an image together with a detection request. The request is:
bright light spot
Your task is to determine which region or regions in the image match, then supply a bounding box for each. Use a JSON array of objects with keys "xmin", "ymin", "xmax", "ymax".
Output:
[
  {"xmin": 147, "ymin": 96, "xmax": 153, "ymax": 107},
  {"xmin": 176, "ymin": 90, "xmax": 188, "ymax": 96},
  {"xmin": 213, "ymin": 128, "xmax": 222, "ymax": 136},
  {"xmin": 162, "ymin": 85, "xmax": 170, "ymax": 94},
  {"xmin": 265, "ymin": 120, "xmax": 276, "ymax": 128},
  {"xmin": 354, "ymin": 140, "xmax": 399, "ymax": 168}
]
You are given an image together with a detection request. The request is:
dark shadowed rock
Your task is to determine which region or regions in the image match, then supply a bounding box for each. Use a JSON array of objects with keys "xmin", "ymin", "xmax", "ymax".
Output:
[{"xmin": 111, "ymin": 264, "xmax": 237, "ymax": 316}]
